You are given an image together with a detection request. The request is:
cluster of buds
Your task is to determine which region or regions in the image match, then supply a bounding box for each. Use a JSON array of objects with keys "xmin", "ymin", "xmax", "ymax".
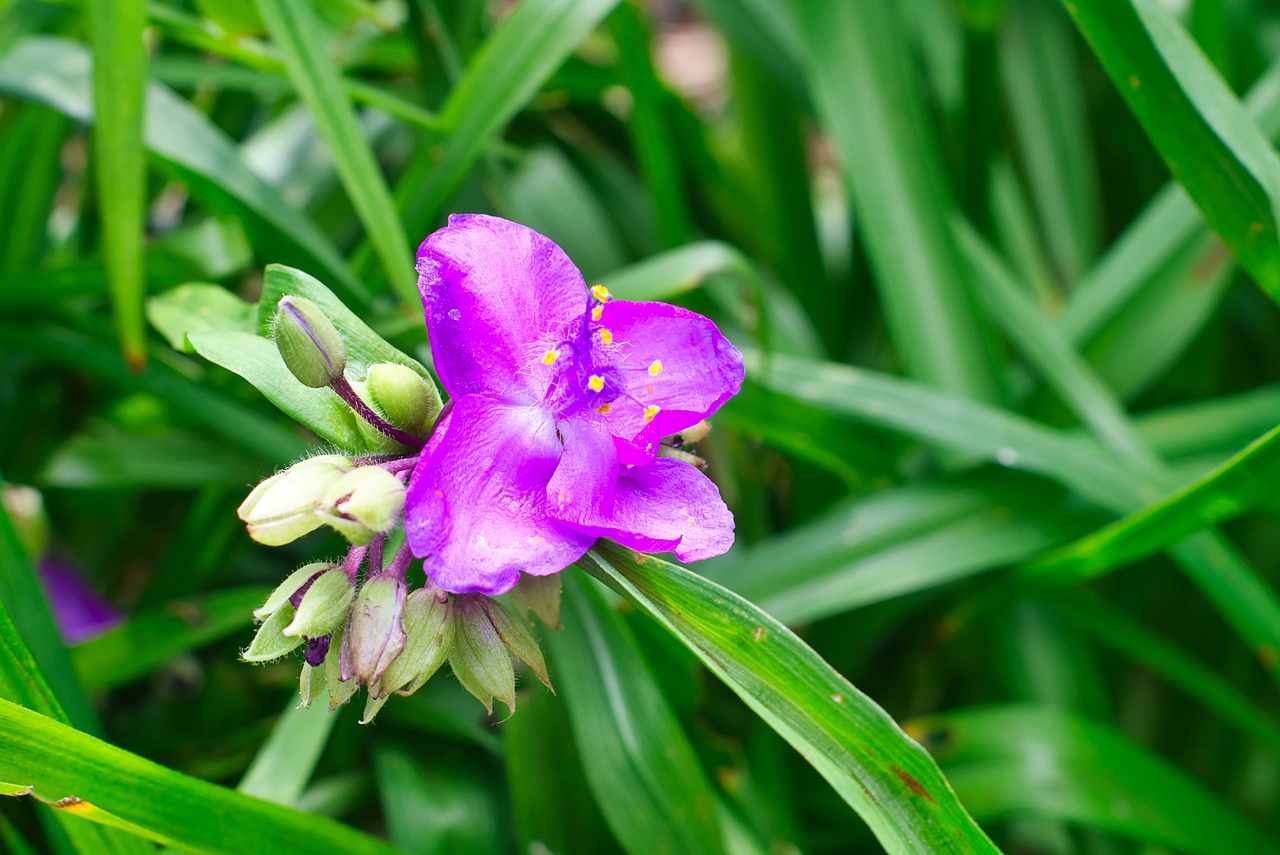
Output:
[{"xmin": 237, "ymin": 295, "xmax": 555, "ymax": 721}]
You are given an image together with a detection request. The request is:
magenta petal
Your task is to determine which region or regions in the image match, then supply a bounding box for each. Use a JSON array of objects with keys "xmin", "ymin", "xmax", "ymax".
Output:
[
  {"xmin": 547, "ymin": 420, "xmax": 618, "ymax": 520},
  {"xmin": 404, "ymin": 394, "xmax": 593, "ymax": 595},
  {"xmin": 417, "ymin": 214, "xmax": 590, "ymax": 401},
  {"xmin": 562, "ymin": 458, "xmax": 734, "ymax": 561},
  {"xmin": 38, "ymin": 558, "xmax": 121, "ymax": 645},
  {"xmin": 586, "ymin": 300, "xmax": 744, "ymax": 463}
]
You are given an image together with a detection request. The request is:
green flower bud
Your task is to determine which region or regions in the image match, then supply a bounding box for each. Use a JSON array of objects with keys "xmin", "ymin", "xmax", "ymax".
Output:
[
  {"xmin": 380, "ymin": 585, "xmax": 454, "ymax": 697},
  {"xmin": 510, "ymin": 573, "xmax": 562, "ymax": 630},
  {"xmin": 449, "ymin": 595, "xmax": 516, "ymax": 716},
  {"xmin": 284, "ymin": 568, "xmax": 355, "ymax": 638},
  {"xmin": 656, "ymin": 445, "xmax": 706, "ymax": 468},
  {"xmin": 366, "ymin": 362, "xmax": 443, "ymax": 436},
  {"xmin": 242, "ymin": 602, "xmax": 305, "ymax": 663},
  {"xmin": 274, "ymin": 295, "xmax": 347, "ymax": 388},
  {"xmin": 2, "ymin": 484, "xmax": 49, "ymax": 558},
  {"xmin": 348, "ymin": 572, "xmax": 407, "ymax": 686},
  {"xmin": 350, "ymin": 379, "xmax": 409, "ymax": 453},
  {"xmin": 318, "ymin": 466, "xmax": 406, "ymax": 546},
  {"xmin": 677, "ymin": 420, "xmax": 712, "ymax": 445},
  {"xmin": 238, "ymin": 455, "xmax": 351, "ymax": 546},
  {"xmin": 489, "ymin": 599, "xmax": 552, "ymax": 692},
  {"xmin": 254, "ymin": 562, "xmax": 328, "ymax": 619}
]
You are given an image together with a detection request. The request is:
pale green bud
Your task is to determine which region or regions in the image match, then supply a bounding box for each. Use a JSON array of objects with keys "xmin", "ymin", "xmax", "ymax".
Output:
[
  {"xmin": 350, "ymin": 379, "xmax": 409, "ymax": 453},
  {"xmin": 449, "ymin": 595, "xmax": 516, "ymax": 716},
  {"xmin": 254, "ymin": 562, "xmax": 328, "ymax": 619},
  {"xmin": 380, "ymin": 585, "xmax": 454, "ymax": 697},
  {"xmin": 489, "ymin": 599, "xmax": 551, "ymax": 692},
  {"xmin": 242, "ymin": 602, "xmax": 304, "ymax": 663},
  {"xmin": 238, "ymin": 456, "xmax": 351, "ymax": 546},
  {"xmin": 318, "ymin": 466, "xmax": 406, "ymax": 546},
  {"xmin": 366, "ymin": 362, "xmax": 442, "ymax": 436},
  {"xmin": 284, "ymin": 568, "xmax": 355, "ymax": 638},
  {"xmin": 510, "ymin": 573, "xmax": 562, "ymax": 630},
  {"xmin": 677, "ymin": 420, "xmax": 712, "ymax": 445},
  {"xmin": 299, "ymin": 662, "xmax": 324, "ymax": 708},
  {"xmin": 348, "ymin": 573, "xmax": 407, "ymax": 686},
  {"xmin": 656, "ymin": 445, "xmax": 706, "ymax": 468},
  {"xmin": 274, "ymin": 295, "xmax": 347, "ymax": 388}
]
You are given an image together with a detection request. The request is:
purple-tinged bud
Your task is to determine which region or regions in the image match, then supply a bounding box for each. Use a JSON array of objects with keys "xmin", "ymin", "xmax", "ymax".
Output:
[
  {"xmin": 366, "ymin": 362, "xmax": 443, "ymax": 436},
  {"xmin": 449, "ymin": 595, "xmax": 516, "ymax": 716},
  {"xmin": 510, "ymin": 573, "xmax": 562, "ymax": 630},
  {"xmin": 238, "ymin": 456, "xmax": 351, "ymax": 546},
  {"xmin": 348, "ymin": 572, "xmax": 407, "ymax": 686},
  {"xmin": 284, "ymin": 568, "xmax": 354, "ymax": 638},
  {"xmin": 254, "ymin": 562, "xmax": 329, "ymax": 619},
  {"xmin": 242, "ymin": 602, "xmax": 304, "ymax": 663},
  {"xmin": 303, "ymin": 634, "xmax": 331, "ymax": 666},
  {"xmin": 273, "ymin": 295, "xmax": 347, "ymax": 388},
  {"xmin": 326, "ymin": 626, "xmax": 358, "ymax": 712},
  {"xmin": 488, "ymin": 599, "xmax": 552, "ymax": 692},
  {"xmin": 318, "ymin": 466, "xmax": 407, "ymax": 546}
]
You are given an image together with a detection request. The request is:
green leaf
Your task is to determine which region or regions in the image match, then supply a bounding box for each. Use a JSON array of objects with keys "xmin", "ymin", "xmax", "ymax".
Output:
[
  {"xmin": 255, "ymin": 0, "xmax": 413, "ymax": 302},
  {"xmin": 912, "ymin": 704, "xmax": 1276, "ymax": 853},
  {"xmin": 549, "ymin": 574, "xmax": 726, "ymax": 855},
  {"xmin": 238, "ymin": 695, "xmax": 341, "ymax": 807},
  {"xmin": 0, "ymin": 36, "xmax": 369, "ymax": 306},
  {"xmin": 799, "ymin": 0, "xmax": 998, "ymax": 401},
  {"xmin": 72, "ymin": 587, "xmax": 267, "ymax": 690},
  {"xmin": 598, "ymin": 241, "xmax": 762, "ymax": 303},
  {"xmin": 1060, "ymin": 0, "xmax": 1280, "ymax": 299},
  {"xmin": 372, "ymin": 742, "xmax": 505, "ymax": 855},
  {"xmin": 146, "ymin": 283, "xmax": 257, "ymax": 353},
  {"xmin": 580, "ymin": 544, "xmax": 999, "ymax": 854},
  {"xmin": 1030, "ymin": 422, "xmax": 1280, "ymax": 579},
  {"xmin": 41, "ymin": 431, "xmax": 263, "ymax": 489},
  {"xmin": 0, "ymin": 698, "xmax": 399, "ymax": 855},
  {"xmin": 399, "ymin": 0, "xmax": 621, "ymax": 231},
  {"xmin": 706, "ymin": 469, "xmax": 1105, "ymax": 626},
  {"xmin": 89, "ymin": 0, "xmax": 148, "ymax": 368},
  {"xmin": 187, "ymin": 330, "xmax": 368, "ymax": 451}
]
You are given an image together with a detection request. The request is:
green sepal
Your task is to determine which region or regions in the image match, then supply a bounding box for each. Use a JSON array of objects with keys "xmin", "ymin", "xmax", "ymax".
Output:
[
  {"xmin": 449, "ymin": 596, "xmax": 516, "ymax": 716},
  {"xmin": 242, "ymin": 603, "xmax": 304, "ymax": 662},
  {"xmin": 284, "ymin": 568, "xmax": 354, "ymax": 638}
]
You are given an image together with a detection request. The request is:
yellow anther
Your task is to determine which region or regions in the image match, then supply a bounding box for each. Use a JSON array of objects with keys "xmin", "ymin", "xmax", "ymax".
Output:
[
  {"xmin": 648, "ymin": 359, "xmax": 663, "ymax": 376},
  {"xmin": 644, "ymin": 405, "xmax": 660, "ymax": 422},
  {"xmin": 542, "ymin": 349, "xmax": 560, "ymax": 365},
  {"xmin": 596, "ymin": 403, "xmax": 611, "ymax": 414},
  {"xmin": 588, "ymin": 375, "xmax": 605, "ymax": 392},
  {"xmin": 600, "ymin": 328, "xmax": 613, "ymax": 346},
  {"xmin": 591, "ymin": 305, "xmax": 603, "ymax": 321},
  {"xmin": 590, "ymin": 284, "xmax": 611, "ymax": 302}
]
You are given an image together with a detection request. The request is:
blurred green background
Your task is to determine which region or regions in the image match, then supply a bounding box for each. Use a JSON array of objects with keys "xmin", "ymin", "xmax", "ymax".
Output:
[{"xmin": 3, "ymin": 0, "xmax": 1280, "ymax": 852}]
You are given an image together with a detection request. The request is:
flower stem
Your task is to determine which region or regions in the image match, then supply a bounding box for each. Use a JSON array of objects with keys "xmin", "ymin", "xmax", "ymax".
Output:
[
  {"xmin": 385, "ymin": 540, "xmax": 414, "ymax": 579},
  {"xmin": 329, "ymin": 375, "xmax": 426, "ymax": 450},
  {"xmin": 342, "ymin": 544, "xmax": 368, "ymax": 581},
  {"xmin": 366, "ymin": 534, "xmax": 386, "ymax": 576}
]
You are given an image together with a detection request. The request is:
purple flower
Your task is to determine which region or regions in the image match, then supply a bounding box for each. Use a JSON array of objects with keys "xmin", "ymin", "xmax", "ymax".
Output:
[
  {"xmin": 404, "ymin": 215, "xmax": 744, "ymax": 595},
  {"xmin": 38, "ymin": 558, "xmax": 121, "ymax": 645}
]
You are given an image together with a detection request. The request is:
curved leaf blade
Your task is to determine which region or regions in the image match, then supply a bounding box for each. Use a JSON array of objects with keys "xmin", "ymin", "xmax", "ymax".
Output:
[{"xmin": 579, "ymin": 543, "xmax": 999, "ymax": 855}]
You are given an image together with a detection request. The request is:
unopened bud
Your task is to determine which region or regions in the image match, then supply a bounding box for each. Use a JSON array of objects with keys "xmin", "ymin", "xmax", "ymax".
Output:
[
  {"xmin": 366, "ymin": 363, "xmax": 443, "ymax": 436},
  {"xmin": 348, "ymin": 572, "xmax": 407, "ymax": 686},
  {"xmin": 510, "ymin": 573, "xmax": 562, "ymax": 629},
  {"xmin": 274, "ymin": 296, "xmax": 347, "ymax": 388},
  {"xmin": 299, "ymin": 662, "xmax": 324, "ymax": 708},
  {"xmin": 381, "ymin": 585, "xmax": 454, "ymax": 697},
  {"xmin": 489, "ymin": 599, "xmax": 552, "ymax": 691},
  {"xmin": 657, "ymin": 445, "xmax": 706, "ymax": 468},
  {"xmin": 449, "ymin": 595, "xmax": 516, "ymax": 716},
  {"xmin": 254, "ymin": 562, "xmax": 328, "ymax": 619},
  {"xmin": 318, "ymin": 466, "xmax": 406, "ymax": 546},
  {"xmin": 350, "ymin": 379, "xmax": 410, "ymax": 454},
  {"xmin": 242, "ymin": 602, "xmax": 305, "ymax": 663},
  {"xmin": 678, "ymin": 420, "xmax": 712, "ymax": 446},
  {"xmin": 284, "ymin": 568, "xmax": 354, "ymax": 638},
  {"xmin": 238, "ymin": 456, "xmax": 351, "ymax": 546}
]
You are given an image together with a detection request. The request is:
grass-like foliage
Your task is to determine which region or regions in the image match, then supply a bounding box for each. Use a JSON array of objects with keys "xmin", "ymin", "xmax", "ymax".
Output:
[{"xmin": 2, "ymin": 0, "xmax": 1280, "ymax": 852}]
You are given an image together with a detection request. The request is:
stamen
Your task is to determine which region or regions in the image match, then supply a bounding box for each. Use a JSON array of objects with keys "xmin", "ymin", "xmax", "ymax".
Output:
[
  {"xmin": 542, "ymin": 349, "xmax": 560, "ymax": 365},
  {"xmin": 596, "ymin": 403, "xmax": 611, "ymax": 414},
  {"xmin": 590, "ymin": 284, "xmax": 612, "ymax": 302},
  {"xmin": 591, "ymin": 305, "xmax": 603, "ymax": 321},
  {"xmin": 588, "ymin": 375, "xmax": 606, "ymax": 392},
  {"xmin": 644, "ymin": 405, "xmax": 660, "ymax": 422},
  {"xmin": 600, "ymin": 328, "xmax": 613, "ymax": 346},
  {"xmin": 648, "ymin": 359, "xmax": 663, "ymax": 376}
]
